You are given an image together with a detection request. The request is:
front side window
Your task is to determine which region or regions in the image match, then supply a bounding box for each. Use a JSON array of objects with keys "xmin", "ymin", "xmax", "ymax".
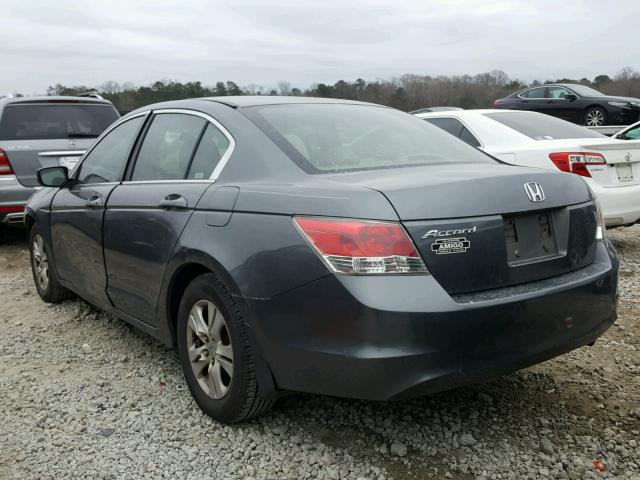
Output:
[
  {"xmin": 76, "ymin": 116, "xmax": 144, "ymax": 184},
  {"xmin": 484, "ymin": 112, "xmax": 605, "ymax": 140},
  {"xmin": 547, "ymin": 87, "xmax": 572, "ymax": 99},
  {"xmin": 0, "ymin": 104, "xmax": 119, "ymax": 141},
  {"xmin": 131, "ymin": 113, "xmax": 206, "ymax": 181},
  {"xmin": 243, "ymin": 104, "xmax": 495, "ymax": 173},
  {"xmin": 518, "ymin": 87, "xmax": 546, "ymax": 99},
  {"xmin": 187, "ymin": 123, "xmax": 231, "ymax": 179}
]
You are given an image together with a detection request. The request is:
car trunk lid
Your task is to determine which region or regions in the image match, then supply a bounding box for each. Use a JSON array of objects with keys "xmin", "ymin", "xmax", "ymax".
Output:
[
  {"xmin": 578, "ymin": 139, "xmax": 640, "ymax": 188},
  {"xmin": 1, "ymin": 139, "xmax": 93, "ymax": 186},
  {"xmin": 323, "ymin": 163, "xmax": 598, "ymax": 294}
]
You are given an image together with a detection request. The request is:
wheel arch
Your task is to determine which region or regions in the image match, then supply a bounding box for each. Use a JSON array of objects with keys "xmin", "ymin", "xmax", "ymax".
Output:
[
  {"xmin": 24, "ymin": 211, "xmax": 35, "ymax": 236},
  {"xmin": 161, "ymin": 254, "xmax": 279, "ymax": 397},
  {"xmin": 161, "ymin": 253, "xmax": 242, "ymax": 347},
  {"xmin": 584, "ymin": 104, "xmax": 608, "ymax": 115}
]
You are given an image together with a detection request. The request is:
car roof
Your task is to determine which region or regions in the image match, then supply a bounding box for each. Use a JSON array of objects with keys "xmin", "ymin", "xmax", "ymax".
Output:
[
  {"xmin": 518, "ymin": 83, "xmax": 586, "ymax": 90},
  {"xmin": 0, "ymin": 95, "xmax": 114, "ymax": 107},
  {"xmin": 200, "ymin": 95, "xmax": 380, "ymax": 108},
  {"xmin": 415, "ymin": 108, "xmax": 518, "ymax": 118}
]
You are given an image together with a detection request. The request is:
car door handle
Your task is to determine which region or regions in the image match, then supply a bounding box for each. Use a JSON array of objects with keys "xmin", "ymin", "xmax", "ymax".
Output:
[
  {"xmin": 158, "ymin": 194, "xmax": 188, "ymax": 209},
  {"xmin": 86, "ymin": 196, "xmax": 103, "ymax": 208}
]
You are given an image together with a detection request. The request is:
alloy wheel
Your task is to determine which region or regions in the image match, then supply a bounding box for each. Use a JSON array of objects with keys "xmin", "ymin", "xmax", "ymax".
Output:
[
  {"xmin": 586, "ymin": 109, "xmax": 605, "ymax": 126},
  {"xmin": 186, "ymin": 299, "xmax": 234, "ymax": 399},
  {"xmin": 32, "ymin": 234, "xmax": 49, "ymax": 292}
]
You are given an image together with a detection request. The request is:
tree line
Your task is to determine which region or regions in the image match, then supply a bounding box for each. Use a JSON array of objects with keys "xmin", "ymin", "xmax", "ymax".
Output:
[{"xmin": 44, "ymin": 68, "xmax": 640, "ymax": 113}]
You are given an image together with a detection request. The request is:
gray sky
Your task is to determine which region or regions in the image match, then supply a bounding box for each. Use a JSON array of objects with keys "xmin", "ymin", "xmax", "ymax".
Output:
[{"xmin": 2, "ymin": 0, "xmax": 638, "ymax": 94}]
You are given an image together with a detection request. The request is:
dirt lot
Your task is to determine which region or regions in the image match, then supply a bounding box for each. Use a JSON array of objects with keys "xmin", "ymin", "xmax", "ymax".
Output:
[{"xmin": 1, "ymin": 227, "xmax": 638, "ymax": 480}]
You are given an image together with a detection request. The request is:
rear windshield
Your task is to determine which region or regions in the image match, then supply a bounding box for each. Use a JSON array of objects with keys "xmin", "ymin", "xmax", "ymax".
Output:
[
  {"xmin": 0, "ymin": 103, "xmax": 120, "ymax": 141},
  {"xmin": 483, "ymin": 111, "xmax": 605, "ymax": 140},
  {"xmin": 243, "ymin": 104, "xmax": 496, "ymax": 173}
]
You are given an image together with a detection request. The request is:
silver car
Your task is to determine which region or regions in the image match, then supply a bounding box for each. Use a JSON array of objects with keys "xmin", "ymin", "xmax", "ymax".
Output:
[{"xmin": 0, "ymin": 95, "xmax": 119, "ymax": 238}]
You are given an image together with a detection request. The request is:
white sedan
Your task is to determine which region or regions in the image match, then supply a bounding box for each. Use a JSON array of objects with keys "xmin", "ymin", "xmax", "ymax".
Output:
[{"xmin": 415, "ymin": 109, "xmax": 640, "ymax": 227}]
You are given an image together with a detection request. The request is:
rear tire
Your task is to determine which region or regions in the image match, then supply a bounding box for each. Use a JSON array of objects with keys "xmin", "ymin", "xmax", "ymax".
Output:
[
  {"xmin": 584, "ymin": 107, "xmax": 607, "ymax": 126},
  {"xmin": 29, "ymin": 226, "xmax": 73, "ymax": 303},
  {"xmin": 177, "ymin": 273, "xmax": 275, "ymax": 423}
]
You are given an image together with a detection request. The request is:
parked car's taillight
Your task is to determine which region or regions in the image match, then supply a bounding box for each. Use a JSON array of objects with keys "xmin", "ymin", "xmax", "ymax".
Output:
[
  {"xmin": 294, "ymin": 216, "xmax": 429, "ymax": 274},
  {"xmin": 594, "ymin": 197, "xmax": 605, "ymax": 240},
  {"xmin": 0, "ymin": 149, "xmax": 15, "ymax": 175},
  {"xmin": 548, "ymin": 152, "xmax": 606, "ymax": 177}
]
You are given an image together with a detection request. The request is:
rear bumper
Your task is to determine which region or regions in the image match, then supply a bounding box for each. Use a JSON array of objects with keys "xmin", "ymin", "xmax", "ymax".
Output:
[
  {"xmin": 585, "ymin": 178, "xmax": 640, "ymax": 227},
  {"xmin": 248, "ymin": 241, "xmax": 618, "ymax": 400},
  {"xmin": 0, "ymin": 175, "xmax": 35, "ymax": 226}
]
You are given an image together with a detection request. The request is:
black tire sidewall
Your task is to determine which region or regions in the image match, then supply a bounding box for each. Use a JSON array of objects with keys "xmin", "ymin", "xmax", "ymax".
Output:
[
  {"xmin": 29, "ymin": 226, "xmax": 51, "ymax": 299},
  {"xmin": 176, "ymin": 274, "xmax": 253, "ymax": 423}
]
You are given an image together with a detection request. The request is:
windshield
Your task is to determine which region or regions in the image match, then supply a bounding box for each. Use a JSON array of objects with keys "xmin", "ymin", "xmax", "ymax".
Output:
[
  {"xmin": 0, "ymin": 103, "xmax": 120, "ymax": 141},
  {"xmin": 568, "ymin": 85, "xmax": 605, "ymax": 97},
  {"xmin": 484, "ymin": 111, "xmax": 605, "ymax": 140},
  {"xmin": 243, "ymin": 104, "xmax": 495, "ymax": 173}
]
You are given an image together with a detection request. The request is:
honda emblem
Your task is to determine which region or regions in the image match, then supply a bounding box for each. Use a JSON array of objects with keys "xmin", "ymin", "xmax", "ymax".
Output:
[{"xmin": 524, "ymin": 182, "xmax": 545, "ymax": 203}]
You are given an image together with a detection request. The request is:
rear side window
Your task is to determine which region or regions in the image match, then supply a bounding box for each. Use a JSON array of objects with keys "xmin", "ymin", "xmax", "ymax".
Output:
[
  {"xmin": 77, "ymin": 116, "xmax": 144, "ymax": 185},
  {"xmin": 518, "ymin": 87, "xmax": 546, "ymax": 99},
  {"xmin": 187, "ymin": 123, "xmax": 231, "ymax": 179},
  {"xmin": 423, "ymin": 117, "xmax": 481, "ymax": 148},
  {"xmin": 423, "ymin": 117, "xmax": 461, "ymax": 137},
  {"xmin": 483, "ymin": 112, "xmax": 605, "ymax": 140},
  {"xmin": 131, "ymin": 114, "xmax": 205, "ymax": 181},
  {"xmin": 0, "ymin": 104, "xmax": 119, "ymax": 140}
]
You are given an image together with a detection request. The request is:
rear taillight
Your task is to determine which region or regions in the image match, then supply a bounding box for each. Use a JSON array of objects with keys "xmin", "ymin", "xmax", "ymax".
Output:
[
  {"xmin": 492, "ymin": 100, "xmax": 500, "ymax": 107},
  {"xmin": 294, "ymin": 216, "xmax": 428, "ymax": 274},
  {"xmin": 0, "ymin": 205, "xmax": 25, "ymax": 213},
  {"xmin": 0, "ymin": 149, "xmax": 15, "ymax": 176},
  {"xmin": 594, "ymin": 198, "xmax": 605, "ymax": 240},
  {"xmin": 548, "ymin": 152, "xmax": 606, "ymax": 177}
]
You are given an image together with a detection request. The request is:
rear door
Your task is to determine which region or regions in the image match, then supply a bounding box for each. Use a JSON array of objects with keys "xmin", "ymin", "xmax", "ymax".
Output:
[
  {"xmin": 103, "ymin": 110, "xmax": 233, "ymax": 325},
  {"xmin": 0, "ymin": 102, "xmax": 120, "ymax": 185},
  {"xmin": 514, "ymin": 87, "xmax": 548, "ymax": 113},
  {"xmin": 50, "ymin": 114, "xmax": 146, "ymax": 306}
]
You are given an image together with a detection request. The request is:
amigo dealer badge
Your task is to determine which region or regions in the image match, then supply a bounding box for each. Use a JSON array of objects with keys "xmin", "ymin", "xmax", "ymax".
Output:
[{"xmin": 431, "ymin": 237, "xmax": 471, "ymax": 255}]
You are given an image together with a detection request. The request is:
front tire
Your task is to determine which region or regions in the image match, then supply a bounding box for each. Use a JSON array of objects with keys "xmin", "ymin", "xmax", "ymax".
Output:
[
  {"xmin": 29, "ymin": 226, "xmax": 72, "ymax": 303},
  {"xmin": 584, "ymin": 107, "xmax": 607, "ymax": 126},
  {"xmin": 177, "ymin": 273, "xmax": 275, "ymax": 423}
]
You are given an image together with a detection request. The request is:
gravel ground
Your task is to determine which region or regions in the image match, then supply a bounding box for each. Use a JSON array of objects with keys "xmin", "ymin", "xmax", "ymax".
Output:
[{"xmin": 1, "ymin": 227, "xmax": 639, "ymax": 480}]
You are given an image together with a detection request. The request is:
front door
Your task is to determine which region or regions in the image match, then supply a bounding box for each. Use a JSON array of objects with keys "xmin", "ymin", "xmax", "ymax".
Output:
[
  {"xmin": 545, "ymin": 86, "xmax": 582, "ymax": 121},
  {"xmin": 50, "ymin": 115, "xmax": 146, "ymax": 306},
  {"xmin": 103, "ymin": 112, "xmax": 232, "ymax": 325}
]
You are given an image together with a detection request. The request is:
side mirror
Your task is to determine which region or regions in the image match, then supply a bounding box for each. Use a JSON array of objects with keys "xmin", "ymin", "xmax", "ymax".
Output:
[
  {"xmin": 37, "ymin": 166, "xmax": 69, "ymax": 187},
  {"xmin": 564, "ymin": 93, "xmax": 578, "ymax": 101}
]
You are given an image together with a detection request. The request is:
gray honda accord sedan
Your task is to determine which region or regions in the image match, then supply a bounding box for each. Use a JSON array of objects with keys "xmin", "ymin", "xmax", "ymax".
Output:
[{"xmin": 26, "ymin": 96, "xmax": 619, "ymax": 423}]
